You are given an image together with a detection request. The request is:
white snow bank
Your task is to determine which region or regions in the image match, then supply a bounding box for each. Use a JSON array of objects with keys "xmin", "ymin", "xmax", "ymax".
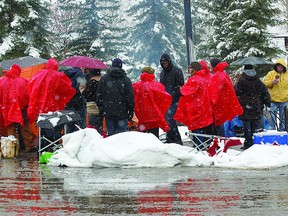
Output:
[{"xmin": 48, "ymin": 128, "xmax": 288, "ymax": 170}]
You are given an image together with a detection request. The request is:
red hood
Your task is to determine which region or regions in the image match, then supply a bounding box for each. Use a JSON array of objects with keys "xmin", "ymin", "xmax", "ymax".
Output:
[
  {"xmin": 213, "ymin": 62, "xmax": 228, "ymax": 73},
  {"xmin": 5, "ymin": 64, "xmax": 21, "ymax": 78},
  {"xmin": 140, "ymin": 73, "xmax": 155, "ymax": 81},
  {"xmin": 45, "ymin": 58, "xmax": 58, "ymax": 70}
]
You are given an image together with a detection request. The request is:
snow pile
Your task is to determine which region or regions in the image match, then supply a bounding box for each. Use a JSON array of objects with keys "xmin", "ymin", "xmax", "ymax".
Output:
[{"xmin": 48, "ymin": 128, "xmax": 288, "ymax": 169}]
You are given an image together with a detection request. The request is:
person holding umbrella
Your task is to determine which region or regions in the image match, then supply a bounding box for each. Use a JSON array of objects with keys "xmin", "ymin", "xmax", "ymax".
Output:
[
  {"xmin": 235, "ymin": 64, "xmax": 271, "ymax": 150},
  {"xmin": 0, "ymin": 64, "xmax": 35, "ymax": 152}
]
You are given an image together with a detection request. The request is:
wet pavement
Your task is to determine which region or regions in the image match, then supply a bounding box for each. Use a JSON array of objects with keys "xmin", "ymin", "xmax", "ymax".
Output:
[{"xmin": 1, "ymin": 151, "xmax": 288, "ymax": 215}]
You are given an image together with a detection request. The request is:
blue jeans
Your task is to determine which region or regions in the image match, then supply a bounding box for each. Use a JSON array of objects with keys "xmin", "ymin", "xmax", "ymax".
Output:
[
  {"xmin": 165, "ymin": 102, "xmax": 182, "ymax": 144},
  {"xmin": 105, "ymin": 118, "xmax": 128, "ymax": 136},
  {"xmin": 270, "ymin": 102, "xmax": 288, "ymax": 131}
]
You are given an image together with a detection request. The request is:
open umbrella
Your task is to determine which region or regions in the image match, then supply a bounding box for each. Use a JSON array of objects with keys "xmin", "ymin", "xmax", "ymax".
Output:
[
  {"xmin": 60, "ymin": 56, "xmax": 108, "ymax": 69},
  {"xmin": 230, "ymin": 56, "xmax": 273, "ymax": 65}
]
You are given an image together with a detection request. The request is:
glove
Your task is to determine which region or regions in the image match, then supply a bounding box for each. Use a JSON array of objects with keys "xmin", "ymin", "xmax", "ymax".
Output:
[{"xmin": 128, "ymin": 110, "xmax": 134, "ymax": 121}]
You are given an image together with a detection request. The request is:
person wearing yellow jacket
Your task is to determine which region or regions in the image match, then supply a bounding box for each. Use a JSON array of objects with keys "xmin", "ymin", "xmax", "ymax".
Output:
[{"xmin": 263, "ymin": 58, "xmax": 288, "ymax": 131}]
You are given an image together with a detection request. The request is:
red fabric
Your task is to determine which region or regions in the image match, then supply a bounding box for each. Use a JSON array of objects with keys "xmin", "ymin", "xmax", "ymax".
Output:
[
  {"xmin": 209, "ymin": 62, "xmax": 243, "ymax": 126},
  {"xmin": 132, "ymin": 73, "xmax": 171, "ymax": 132},
  {"xmin": 174, "ymin": 70, "xmax": 213, "ymax": 131},
  {"xmin": 200, "ymin": 59, "xmax": 213, "ymax": 82},
  {"xmin": 27, "ymin": 58, "xmax": 76, "ymax": 123},
  {"xmin": 0, "ymin": 64, "xmax": 29, "ymax": 127}
]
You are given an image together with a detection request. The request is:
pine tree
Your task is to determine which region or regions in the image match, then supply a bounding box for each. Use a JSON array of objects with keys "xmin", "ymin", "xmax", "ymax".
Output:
[
  {"xmin": 197, "ymin": 0, "xmax": 282, "ymax": 62},
  {"xmin": 0, "ymin": 0, "xmax": 51, "ymax": 60},
  {"xmin": 126, "ymin": 0, "xmax": 187, "ymax": 77},
  {"xmin": 56, "ymin": 0, "xmax": 127, "ymax": 62}
]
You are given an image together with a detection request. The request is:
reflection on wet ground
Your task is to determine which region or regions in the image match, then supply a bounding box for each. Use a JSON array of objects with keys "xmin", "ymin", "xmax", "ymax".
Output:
[{"xmin": 1, "ymin": 152, "xmax": 288, "ymax": 215}]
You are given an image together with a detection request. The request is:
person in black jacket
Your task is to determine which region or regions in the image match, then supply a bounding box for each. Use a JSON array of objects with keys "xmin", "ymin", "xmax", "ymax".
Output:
[
  {"xmin": 235, "ymin": 65, "xmax": 271, "ymax": 150},
  {"xmin": 160, "ymin": 53, "xmax": 184, "ymax": 145},
  {"xmin": 96, "ymin": 58, "xmax": 134, "ymax": 136},
  {"xmin": 81, "ymin": 69, "xmax": 103, "ymax": 134},
  {"xmin": 64, "ymin": 67, "xmax": 87, "ymax": 133}
]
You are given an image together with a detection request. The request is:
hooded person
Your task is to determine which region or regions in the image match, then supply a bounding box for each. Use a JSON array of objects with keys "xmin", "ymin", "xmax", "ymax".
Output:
[
  {"xmin": 64, "ymin": 67, "xmax": 87, "ymax": 132},
  {"xmin": 159, "ymin": 53, "xmax": 184, "ymax": 145},
  {"xmin": 208, "ymin": 58, "xmax": 243, "ymax": 136},
  {"xmin": 174, "ymin": 62, "xmax": 213, "ymax": 150},
  {"xmin": 132, "ymin": 66, "xmax": 172, "ymax": 138},
  {"xmin": 0, "ymin": 64, "xmax": 35, "ymax": 152},
  {"xmin": 27, "ymin": 58, "xmax": 76, "ymax": 123},
  {"xmin": 263, "ymin": 58, "xmax": 288, "ymax": 131},
  {"xmin": 236, "ymin": 64, "xmax": 271, "ymax": 149},
  {"xmin": 96, "ymin": 58, "xmax": 134, "ymax": 136}
]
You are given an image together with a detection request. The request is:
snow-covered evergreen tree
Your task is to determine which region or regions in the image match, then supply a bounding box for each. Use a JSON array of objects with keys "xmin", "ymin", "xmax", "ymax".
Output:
[
  {"xmin": 55, "ymin": 0, "xmax": 127, "ymax": 63},
  {"xmin": 126, "ymin": 0, "xmax": 187, "ymax": 76},
  {"xmin": 0, "ymin": 0, "xmax": 52, "ymax": 60},
  {"xmin": 197, "ymin": 0, "xmax": 282, "ymax": 62}
]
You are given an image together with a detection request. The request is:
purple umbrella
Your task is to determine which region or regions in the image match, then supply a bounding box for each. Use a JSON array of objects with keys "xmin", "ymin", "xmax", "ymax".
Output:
[{"xmin": 60, "ymin": 56, "xmax": 109, "ymax": 69}]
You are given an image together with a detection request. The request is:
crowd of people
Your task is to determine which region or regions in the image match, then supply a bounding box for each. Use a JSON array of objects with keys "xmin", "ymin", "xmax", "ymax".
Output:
[{"xmin": 0, "ymin": 54, "xmax": 286, "ymax": 153}]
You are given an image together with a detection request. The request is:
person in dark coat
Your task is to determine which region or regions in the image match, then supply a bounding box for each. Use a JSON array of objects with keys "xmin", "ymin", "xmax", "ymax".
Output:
[
  {"xmin": 64, "ymin": 67, "xmax": 87, "ymax": 133},
  {"xmin": 96, "ymin": 58, "xmax": 134, "ymax": 136},
  {"xmin": 235, "ymin": 65, "xmax": 271, "ymax": 150},
  {"xmin": 81, "ymin": 69, "xmax": 103, "ymax": 134},
  {"xmin": 160, "ymin": 53, "xmax": 184, "ymax": 145}
]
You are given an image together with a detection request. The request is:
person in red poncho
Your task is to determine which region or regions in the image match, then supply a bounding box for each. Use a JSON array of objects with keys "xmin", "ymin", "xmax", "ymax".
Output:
[
  {"xmin": 209, "ymin": 58, "xmax": 243, "ymax": 136},
  {"xmin": 174, "ymin": 62, "xmax": 213, "ymax": 149},
  {"xmin": 27, "ymin": 58, "xmax": 76, "ymax": 123},
  {"xmin": 0, "ymin": 64, "xmax": 35, "ymax": 152},
  {"xmin": 26, "ymin": 58, "xmax": 76, "ymax": 150},
  {"xmin": 132, "ymin": 67, "xmax": 171, "ymax": 138}
]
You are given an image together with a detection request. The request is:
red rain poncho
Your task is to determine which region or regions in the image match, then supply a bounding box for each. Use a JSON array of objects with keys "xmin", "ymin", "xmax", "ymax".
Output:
[
  {"xmin": 174, "ymin": 70, "xmax": 213, "ymax": 131},
  {"xmin": 132, "ymin": 73, "xmax": 172, "ymax": 132},
  {"xmin": 0, "ymin": 64, "xmax": 29, "ymax": 127},
  {"xmin": 27, "ymin": 58, "xmax": 76, "ymax": 123},
  {"xmin": 209, "ymin": 62, "xmax": 243, "ymax": 126}
]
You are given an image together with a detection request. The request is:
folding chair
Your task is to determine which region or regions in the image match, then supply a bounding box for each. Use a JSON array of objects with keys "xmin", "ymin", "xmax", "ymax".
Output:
[
  {"xmin": 186, "ymin": 132, "xmax": 242, "ymax": 156},
  {"xmin": 36, "ymin": 110, "xmax": 82, "ymax": 157}
]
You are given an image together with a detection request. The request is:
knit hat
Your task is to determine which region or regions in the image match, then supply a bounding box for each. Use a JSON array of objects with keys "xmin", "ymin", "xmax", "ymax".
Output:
[
  {"xmin": 210, "ymin": 58, "xmax": 221, "ymax": 69},
  {"xmin": 142, "ymin": 66, "xmax": 155, "ymax": 74},
  {"xmin": 112, "ymin": 58, "xmax": 122, "ymax": 68},
  {"xmin": 90, "ymin": 68, "xmax": 101, "ymax": 76}
]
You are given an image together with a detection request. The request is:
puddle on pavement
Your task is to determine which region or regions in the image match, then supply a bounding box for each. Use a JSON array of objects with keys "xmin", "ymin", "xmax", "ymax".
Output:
[{"xmin": 1, "ymin": 152, "xmax": 288, "ymax": 215}]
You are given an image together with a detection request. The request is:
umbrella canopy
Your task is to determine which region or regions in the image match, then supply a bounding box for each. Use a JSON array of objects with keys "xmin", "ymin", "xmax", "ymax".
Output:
[
  {"xmin": 231, "ymin": 56, "xmax": 273, "ymax": 66},
  {"xmin": 60, "ymin": 56, "xmax": 109, "ymax": 69},
  {"xmin": 0, "ymin": 56, "xmax": 48, "ymax": 70},
  {"xmin": 36, "ymin": 110, "xmax": 82, "ymax": 129}
]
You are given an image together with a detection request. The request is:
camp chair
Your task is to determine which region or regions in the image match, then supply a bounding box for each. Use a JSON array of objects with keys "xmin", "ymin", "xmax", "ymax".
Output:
[
  {"xmin": 36, "ymin": 110, "xmax": 82, "ymax": 158},
  {"xmin": 186, "ymin": 132, "xmax": 242, "ymax": 156}
]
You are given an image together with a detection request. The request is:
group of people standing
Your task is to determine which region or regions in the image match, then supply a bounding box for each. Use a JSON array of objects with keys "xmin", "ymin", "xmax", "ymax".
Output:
[{"xmin": 0, "ymin": 53, "xmax": 286, "ymax": 153}]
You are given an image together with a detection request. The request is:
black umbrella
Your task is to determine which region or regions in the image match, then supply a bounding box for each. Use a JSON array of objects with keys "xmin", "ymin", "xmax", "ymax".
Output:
[
  {"xmin": 36, "ymin": 110, "xmax": 82, "ymax": 129},
  {"xmin": 230, "ymin": 56, "xmax": 273, "ymax": 66},
  {"xmin": 0, "ymin": 56, "xmax": 47, "ymax": 70}
]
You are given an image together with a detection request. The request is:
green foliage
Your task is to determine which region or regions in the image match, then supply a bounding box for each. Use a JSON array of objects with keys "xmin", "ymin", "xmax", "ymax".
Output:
[
  {"xmin": 196, "ymin": 0, "xmax": 283, "ymax": 64},
  {"xmin": 125, "ymin": 0, "xmax": 187, "ymax": 74},
  {"xmin": 0, "ymin": 0, "xmax": 52, "ymax": 60}
]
